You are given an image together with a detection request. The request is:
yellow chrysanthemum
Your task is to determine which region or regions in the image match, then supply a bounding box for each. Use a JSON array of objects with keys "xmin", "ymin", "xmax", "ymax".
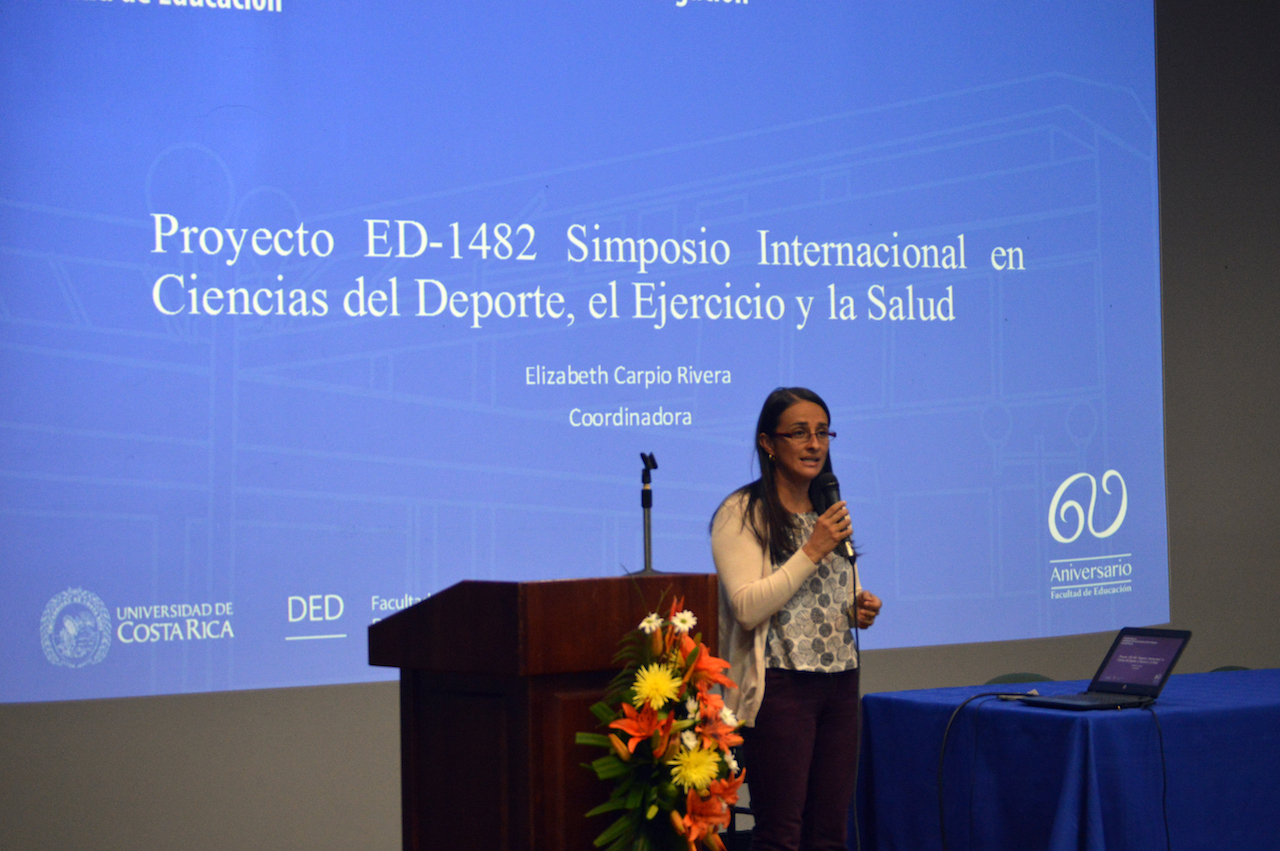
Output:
[
  {"xmin": 631, "ymin": 663, "xmax": 681, "ymax": 710},
  {"xmin": 669, "ymin": 744, "xmax": 721, "ymax": 792}
]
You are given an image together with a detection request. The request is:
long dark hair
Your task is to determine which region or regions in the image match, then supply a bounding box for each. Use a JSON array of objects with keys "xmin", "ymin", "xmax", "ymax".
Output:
[{"xmin": 714, "ymin": 387, "xmax": 834, "ymax": 565}]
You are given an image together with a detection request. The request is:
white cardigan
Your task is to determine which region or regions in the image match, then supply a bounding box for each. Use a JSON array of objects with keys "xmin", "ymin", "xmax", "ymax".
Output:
[{"xmin": 710, "ymin": 491, "xmax": 860, "ymax": 726}]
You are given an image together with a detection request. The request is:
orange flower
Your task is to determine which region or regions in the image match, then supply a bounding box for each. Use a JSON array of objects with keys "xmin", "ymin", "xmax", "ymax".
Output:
[
  {"xmin": 607, "ymin": 733, "xmax": 631, "ymax": 761},
  {"xmin": 708, "ymin": 770, "xmax": 745, "ymax": 808},
  {"xmin": 609, "ymin": 702, "xmax": 672, "ymax": 755},
  {"xmin": 661, "ymin": 597, "xmax": 687, "ymax": 657},
  {"xmin": 697, "ymin": 714, "xmax": 744, "ymax": 752},
  {"xmin": 651, "ymin": 720, "xmax": 676, "ymax": 759},
  {"xmin": 697, "ymin": 690, "xmax": 725, "ymax": 720},
  {"xmin": 681, "ymin": 788, "xmax": 731, "ymax": 850},
  {"xmin": 683, "ymin": 643, "xmax": 736, "ymax": 693}
]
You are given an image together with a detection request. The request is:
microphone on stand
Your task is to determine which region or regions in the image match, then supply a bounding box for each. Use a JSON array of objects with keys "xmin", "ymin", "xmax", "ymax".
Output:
[
  {"xmin": 809, "ymin": 471, "xmax": 855, "ymax": 562},
  {"xmin": 636, "ymin": 453, "xmax": 659, "ymax": 575}
]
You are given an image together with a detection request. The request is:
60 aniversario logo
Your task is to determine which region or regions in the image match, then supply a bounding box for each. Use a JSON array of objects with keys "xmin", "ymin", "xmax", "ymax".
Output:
[
  {"xmin": 1048, "ymin": 470, "xmax": 1128, "ymax": 544},
  {"xmin": 1047, "ymin": 471, "xmax": 1135, "ymax": 601}
]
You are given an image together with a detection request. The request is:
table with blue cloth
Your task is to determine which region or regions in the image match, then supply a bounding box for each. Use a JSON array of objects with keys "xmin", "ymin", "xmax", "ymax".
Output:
[{"xmin": 854, "ymin": 668, "xmax": 1280, "ymax": 851}]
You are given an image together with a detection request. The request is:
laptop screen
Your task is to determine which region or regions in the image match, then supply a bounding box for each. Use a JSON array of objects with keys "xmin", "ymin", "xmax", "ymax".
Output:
[
  {"xmin": 1089, "ymin": 627, "xmax": 1191, "ymax": 696},
  {"xmin": 1097, "ymin": 635, "xmax": 1185, "ymax": 687}
]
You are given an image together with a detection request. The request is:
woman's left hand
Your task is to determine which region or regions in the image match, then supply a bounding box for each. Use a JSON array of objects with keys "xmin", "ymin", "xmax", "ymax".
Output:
[{"xmin": 855, "ymin": 590, "xmax": 882, "ymax": 629}]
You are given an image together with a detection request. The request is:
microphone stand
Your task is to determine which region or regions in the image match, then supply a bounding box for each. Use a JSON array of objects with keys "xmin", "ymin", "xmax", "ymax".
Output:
[{"xmin": 637, "ymin": 453, "xmax": 659, "ymax": 575}]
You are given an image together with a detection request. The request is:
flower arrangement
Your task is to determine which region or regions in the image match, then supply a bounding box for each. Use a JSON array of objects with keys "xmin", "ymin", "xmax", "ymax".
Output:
[{"xmin": 576, "ymin": 598, "xmax": 746, "ymax": 851}]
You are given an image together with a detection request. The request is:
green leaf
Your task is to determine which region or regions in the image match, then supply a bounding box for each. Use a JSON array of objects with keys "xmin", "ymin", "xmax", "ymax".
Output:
[
  {"xmin": 576, "ymin": 732, "xmax": 613, "ymax": 748},
  {"xmin": 585, "ymin": 797, "xmax": 629, "ymax": 818},
  {"xmin": 589, "ymin": 702, "xmax": 618, "ymax": 725},
  {"xmin": 591, "ymin": 754, "xmax": 630, "ymax": 779},
  {"xmin": 655, "ymin": 783, "xmax": 679, "ymax": 809},
  {"xmin": 624, "ymin": 783, "xmax": 645, "ymax": 810},
  {"xmin": 592, "ymin": 812, "xmax": 637, "ymax": 847},
  {"xmin": 611, "ymin": 774, "xmax": 635, "ymax": 799}
]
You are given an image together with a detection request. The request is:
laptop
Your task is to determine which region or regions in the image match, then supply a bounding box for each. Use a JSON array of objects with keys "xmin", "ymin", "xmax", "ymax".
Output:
[{"xmin": 1019, "ymin": 627, "xmax": 1192, "ymax": 710}]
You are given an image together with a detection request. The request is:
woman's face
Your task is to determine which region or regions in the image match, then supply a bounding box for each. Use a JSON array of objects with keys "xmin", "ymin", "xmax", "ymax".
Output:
[{"xmin": 760, "ymin": 400, "xmax": 830, "ymax": 487}]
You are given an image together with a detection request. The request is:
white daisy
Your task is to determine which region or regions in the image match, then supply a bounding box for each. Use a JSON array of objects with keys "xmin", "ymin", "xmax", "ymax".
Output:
[
  {"xmin": 724, "ymin": 751, "xmax": 740, "ymax": 773},
  {"xmin": 686, "ymin": 697, "xmax": 699, "ymax": 716},
  {"xmin": 670, "ymin": 610, "xmax": 697, "ymax": 634},
  {"xmin": 638, "ymin": 613, "xmax": 663, "ymax": 634},
  {"xmin": 720, "ymin": 706, "xmax": 740, "ymax": 728},
  {"xmin": 681, "ymin": 730, "xmax": 700, "ymax": 751}
]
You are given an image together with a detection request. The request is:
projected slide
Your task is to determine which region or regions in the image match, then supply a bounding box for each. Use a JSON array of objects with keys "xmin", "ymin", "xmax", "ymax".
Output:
[{"xmin": 0, "ymin": 1, "xmax": 1166, "ymax": 702}]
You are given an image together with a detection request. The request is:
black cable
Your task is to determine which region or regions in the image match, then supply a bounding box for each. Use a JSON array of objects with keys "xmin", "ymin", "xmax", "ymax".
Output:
[
  {"xmin": 1144, "ymin": 705, "xmax": 1172, "ymax": 851},
  {"xmin": 851, "ymin": 615, "xmax": 862, "ymax": 851},
  {"xmin": 937, "ymin": 691, "xmax": 1035, "ymax": 851}
]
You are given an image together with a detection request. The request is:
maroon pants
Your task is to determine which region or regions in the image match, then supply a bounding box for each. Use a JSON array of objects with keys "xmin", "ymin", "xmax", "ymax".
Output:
[{"xmin": 741, "ymin": 667, "xmax": 861, "ymax": 851}]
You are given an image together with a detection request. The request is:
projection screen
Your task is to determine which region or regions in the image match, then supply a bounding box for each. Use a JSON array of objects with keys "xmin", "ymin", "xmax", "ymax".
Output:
[{"xmin": 0, "ymin": 0, "xmax": 1166, "ymax": 702}]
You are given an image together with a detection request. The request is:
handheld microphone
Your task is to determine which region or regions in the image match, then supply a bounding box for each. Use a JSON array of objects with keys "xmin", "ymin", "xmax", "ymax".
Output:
[{"xmin": 809, "ymin": 472, "xmax": 855, "ymax": 562}]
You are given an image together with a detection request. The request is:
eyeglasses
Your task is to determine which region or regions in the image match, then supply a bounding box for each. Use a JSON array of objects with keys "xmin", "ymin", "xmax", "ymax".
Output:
[{"xmin": 771, "ymin": 429, "xmax": 836, "ymax": 444}]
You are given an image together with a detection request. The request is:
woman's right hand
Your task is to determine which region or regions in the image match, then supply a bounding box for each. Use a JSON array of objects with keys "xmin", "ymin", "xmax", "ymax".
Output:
[{"xmin": 802, "ymin": 500, "xmax": 852, "ymax": 563}]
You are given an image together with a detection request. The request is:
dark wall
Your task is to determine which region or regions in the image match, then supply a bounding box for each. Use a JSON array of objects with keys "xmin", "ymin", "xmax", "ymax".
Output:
[
  {"xmin": 2, "ymin": 3, "xmax": 1277, "ymax": 849},
  {"xmin": 1156, "ymin": 0, "xmax": 1280, "ymax": 671}
]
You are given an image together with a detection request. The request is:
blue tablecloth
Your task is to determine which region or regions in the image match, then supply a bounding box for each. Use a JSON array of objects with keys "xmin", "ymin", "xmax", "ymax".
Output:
[{"xmin": 855, "ymin": 669, "xmax": 1280, "ymax": 851}]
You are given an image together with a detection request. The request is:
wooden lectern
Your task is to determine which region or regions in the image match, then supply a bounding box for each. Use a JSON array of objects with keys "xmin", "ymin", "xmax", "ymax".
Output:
[{"xmin": 368, "ymin": 573, "xmax": 719, "ymax": 851}]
